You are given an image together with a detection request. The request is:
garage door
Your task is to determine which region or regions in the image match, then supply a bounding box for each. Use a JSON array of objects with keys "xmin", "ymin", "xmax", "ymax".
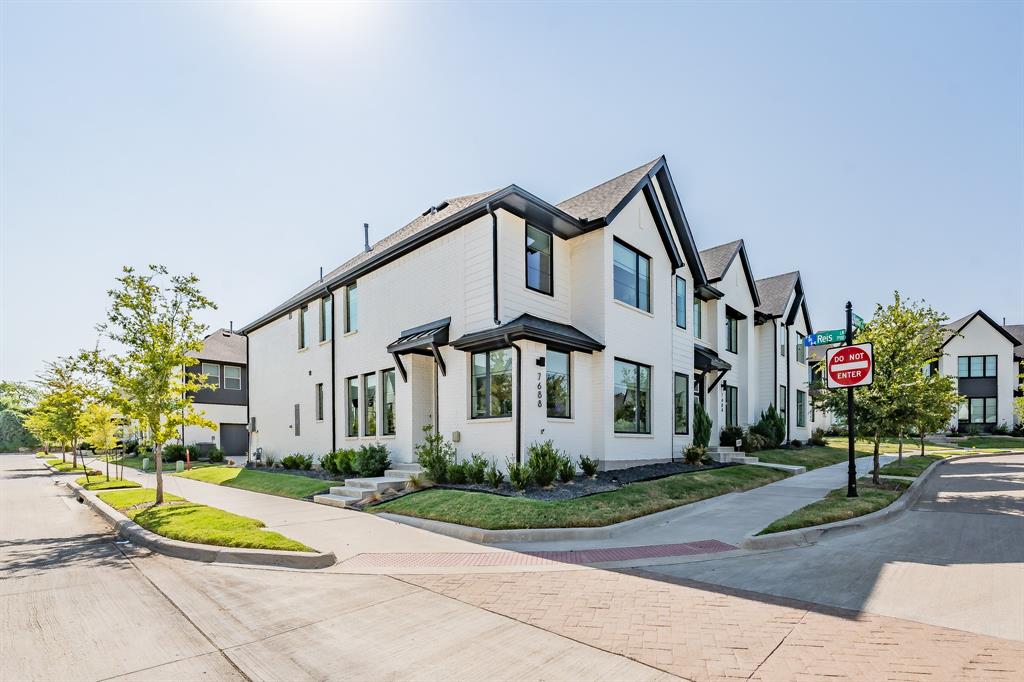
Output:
[{"xmin": 220, "ymin": 423, "xmax": 249, "ymax": 457}]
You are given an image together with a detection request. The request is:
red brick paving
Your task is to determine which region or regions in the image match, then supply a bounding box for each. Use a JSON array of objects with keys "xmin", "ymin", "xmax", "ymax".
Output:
[
  {"xmin": 399, "ymin": 568, "xmax": 1024, "ymax": 681},
  {"xmin": 336, "ymin": 539, "xmax": 737, "ymax": 568}
]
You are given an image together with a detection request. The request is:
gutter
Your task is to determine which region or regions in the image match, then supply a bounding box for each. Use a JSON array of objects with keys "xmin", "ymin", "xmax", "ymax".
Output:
[
  {"xmin": 505, "ymin": 333, "xmax": 522, "ymax": 464},
  {"xmin": 489, "ymin": 202, "xmax": 500, "ymax": 326},
  {"xmin": 245, "ymin": 333, "xmax": 251, "ymax": 462},
  {"xmin": 329, "ymin": 288, "xmax": 337, "ymax": 452}
]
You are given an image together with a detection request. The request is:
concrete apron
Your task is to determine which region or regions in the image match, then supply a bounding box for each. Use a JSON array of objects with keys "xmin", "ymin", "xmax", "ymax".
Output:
[{"xmin": 50, "ymin": 466, "xmax": 336, "ymax": 569}]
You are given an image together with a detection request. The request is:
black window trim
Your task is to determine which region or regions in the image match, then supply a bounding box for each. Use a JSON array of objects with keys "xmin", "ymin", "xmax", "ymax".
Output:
[
  {"xmin": 725, "ymin": 317, "xmax": 739, "ymax": 354},
  {"xmin": 315, "ymin": 382, "xmax": 324, "ymax": 422},
  {"xmin": 545, "ymin": 348, "xmax": 572, "ymax": 419},
  {"xmin": 345, "ymin": 375, "xmax": 359, "ymax": 438},
  {"xmin": 796, "ymin": 389, "xmax": 807, "ymax": 427},
  {"xmin": 796, "ymin": 332, "xmax": 806, "ymax": 364},
  {"xmin": 362, "ymin": 371, "xmax": 377, "ymax": 437},
  {"xmin": 319, "ymin": 295, "xmax": 332, "ymax": 343},
  {"xmin": 381, "ymin": 367, "xmax": 396, "ymax": 436},
  {"xmin": 674, "ymin": 276, "xmax": 687, "ymax": 330},
  {"xmin": 613, "ymin": 356, "xmax": 652, "ymax": 434},
  {"xmin": 345, "ymin": 284, "xmax": 358, "ymax": 334},
  {"xmin": 471, "ymin": 347, "xmax": 514, "ymax": 419},
  {"xmin": 958, "ymin": 354, "xmax": 997, "ymax": 378},
  {"xmin": 612, "ymin": 237, "xmax": 652, "ymax": 313},
  {"xmin": 960, "ymin": 396, "xmax": 998, "ymax": 425},
  {"xmin": 674, "ymin": 372, "xmax": 689, "ymax": 435},
  {"xmin": 725, "ymin": 385, "xmax": 739, "ymax": 427},
  {"xmin": 298, "ymin": 304, "xmax": 309, "ymax": 350},
  {"xmin": 525, "ymin": 223, "xmax": 554, "ymax": 297}
]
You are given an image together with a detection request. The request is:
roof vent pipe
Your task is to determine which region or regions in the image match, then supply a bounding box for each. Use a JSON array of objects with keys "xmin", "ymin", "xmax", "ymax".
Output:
[
  {"xmin": 229, "ymin": 321, "xmax": 233, "ymax": 332},
  {"xmin": 319, "ymin": 266, "xmax": 323, "ymax": 282},
  {"xmin": 364, "ymin": 223, "xmax": 371, "ymax": 252}
]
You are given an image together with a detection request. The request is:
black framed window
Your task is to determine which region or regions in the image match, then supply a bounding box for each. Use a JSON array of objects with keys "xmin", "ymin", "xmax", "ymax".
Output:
[
  {"xmin": 779, "ymin": 326, "xmax": 786, "ymax": 357},
  {"xmin": 958, "ymin": 355, "xmax": 996, "ymax": 378},
  {"xmin": 726, "ymin": 317, "xmax": 739, "ymax": 353},
  {"xmin": 382, "ymin": 369, "xmax": 396, "ymax": 435},
  {"xmin": 796, "ymin": 333, "xmax": 806, "ymax": 363},
  {"xmin": 526, "ymin": 224, "xmax": 553, "ymax": 295},
  {"xmin": 613, "ymin": 240, "xmax": 651, "ymax": 312},
  {"xmin": 779, "ymin": 385, "xmax": 787, "ymax": 420},
  {"xmin": 675, "ymin": 277, "xmax": 687, "ymax": 329},
  {"xmin": 674, "ymin": 373, "xmax": 689, "ymax": 435},
  {"xmin": 201, "ymin": 362, "xmax": 220, "ymax": 388},
  {"xmin": 346, "ymin": 377, "xmax": 358, "ymax": 437},
  {"xmin": 725, "ymin": 385, "xmax": 738, "ymax": 427},
  {"xmin": 546, "ymin": 350, "xmax": 571, "ymax": 418},
  {"xmin": 471, "ymin": 349, "xmax": 513, "ymax": 418},
  {"xmin": 362, "ymin": 372, "xmax": 377, "ymax": 436},
  {"xmin": 345, "ymin": 284, "xmax": 358, "ymax": 333},
  {"xmin": 796, "ymin": 390, "xmax": 807, "ymax": 427},
  {"xmin": 614, "ymin": 358, "xmax": 651, "ymax": 433},
  {"xmin": 298, "ymin": 305, "xmax": 310, "ymax": 349},
  {"xmin": 320, "ymin": 295, "xmax": 333, "ymax": 342},
  {"xmin": 960, "ymin": 397, "xmax": 997, "ymax": 424},
  {"xmin": 315, "ymin": 383, "xmax": 324, "ymax": 421},
  {"xmin": 693, "ymin": 297, "xmax": 702, "ymax": 339}
]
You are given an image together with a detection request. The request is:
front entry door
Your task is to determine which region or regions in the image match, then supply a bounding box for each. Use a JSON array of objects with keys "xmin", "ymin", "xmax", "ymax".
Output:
[{"xmin": 409, "ymin": 354, "xmax": 438, "ymax": 459}]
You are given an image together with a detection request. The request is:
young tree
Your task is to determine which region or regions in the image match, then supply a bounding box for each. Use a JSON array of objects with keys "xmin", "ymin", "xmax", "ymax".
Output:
[
  {"xmin": 911, "ymin": 372, "xmax": 960, "ymax": 456},
  {"xmin": 34, "ymin": 356, "xmax": 93, "ymax": 464},
  {"xmin": 81, "ymin": 402, "xmax": 120, "ymax": 479},
  {"xmin": 98, "ymin": 265, "xmax": 215, "ymax": 504}
]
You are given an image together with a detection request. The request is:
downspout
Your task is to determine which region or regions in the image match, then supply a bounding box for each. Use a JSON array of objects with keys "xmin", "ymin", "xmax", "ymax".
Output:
[
  {"xmin": 329, "ymin": 288, "xmax": 337, "ymax": 452},
  {"xmin": 244, "ymin": 334, "xmax": 250, "ymax": 462},
  {"xmin": 784, "ymin": 321, "xmax": 791, "ymax": 443},
  {"xmin": 506, "ymin": 333, "xmax": 522, "ymax": 464},
  {"xmin": 772, "ymin": 319, "xmax": 778, "ymax": 415},
  {"xmin": 489, "ymin": 203, "xmax": 500, "ymax": 326}
]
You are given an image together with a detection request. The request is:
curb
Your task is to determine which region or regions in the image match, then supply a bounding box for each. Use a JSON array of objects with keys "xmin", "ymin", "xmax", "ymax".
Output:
[
  {"xmin": 56, "ymin": 472, "xmax": 336, "ymax": 570},
  {"xmin": 740, "ymin": 453, "xmax": 992, "ymax": 550}
]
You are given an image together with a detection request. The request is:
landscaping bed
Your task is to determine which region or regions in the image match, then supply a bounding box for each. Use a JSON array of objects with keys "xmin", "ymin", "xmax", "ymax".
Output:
[
  {"xmin": 756, "ymin": 478, "xmax": 910, "ymax": 535},
  {"xmin": 176, "ymin": 466, "xmax": 337, "ymax": 499},
  {"xmin": 372, "ymin": 464, "xmax": 788, "ymax": 530},
  {"xmin": 879, "ymin": 454, "xmax": 946, "ymax": 477},
  {"xmin": 75, "ymin": 475, "xmax": 140, "ymax": 491},
  {"xmin": 96, "ymin": 488, "xmax": 314, "ymax": 552}
]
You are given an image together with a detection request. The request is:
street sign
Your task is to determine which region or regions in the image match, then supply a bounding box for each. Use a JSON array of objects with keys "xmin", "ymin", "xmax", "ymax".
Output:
[
  {"xmin": 804, "ymin": 329, "xmax": 847, "ymax": 347},
  {"xmin": 826, "ymin": 342, "xmax": 874, "ymax": 388},
  {"xmin": 853, "ymin": 313, "xmax": 866, "ymax": 331}
]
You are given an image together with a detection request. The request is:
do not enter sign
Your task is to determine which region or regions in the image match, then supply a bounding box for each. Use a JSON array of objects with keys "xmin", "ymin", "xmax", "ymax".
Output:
[{"xmin": 826, "ymin": 342, "xmax": 874, "ymax": 388}]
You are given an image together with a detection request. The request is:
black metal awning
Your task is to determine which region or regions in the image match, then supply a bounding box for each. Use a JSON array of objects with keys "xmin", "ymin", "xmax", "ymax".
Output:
[
  {"xmin": 451, "ymin": 313, "xmax": 604, "ymax": 354},
  {"xmin": 694, "ymin": 344, "xmax": 732, "ymax": 373},
  {"xmin": 386, "ymin": 317, "xmax": 450, "ymax": 381}
]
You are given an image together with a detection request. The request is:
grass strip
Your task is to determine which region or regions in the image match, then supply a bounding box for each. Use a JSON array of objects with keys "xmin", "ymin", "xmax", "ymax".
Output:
[
  {"xmin": 175, "ymin": 466, "xmax": 334, "ymax": 499},
  {"xmin": 75, "ymin": 475, "xmax": 141, "ymax": 491},
  {"xmin": 878, "ymin": 454, "xmax": 945, "ymax": 478},
  {"xmin": 372, "ymin": 464, "xmax": 787, "ymax": 530},
  {"xmin": 97, "ymin": 488, "xmax": 314, "ymax": 552},
  {"xmin": 46, "ymin": 458, "xmax": 100, "ymax": 474},
  {"xmin": 952, "ymin": 436, "xmax": 1024, "ymax": 450},
  {"xmin": 757, "ymin": 478, "xmax": 910, "ymax": 535}
]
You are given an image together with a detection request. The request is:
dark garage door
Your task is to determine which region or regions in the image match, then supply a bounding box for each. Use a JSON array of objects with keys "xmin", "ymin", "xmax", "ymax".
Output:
[{"xmin": 220, "ymin": 423, "xmax": 249, "ymax": 457}]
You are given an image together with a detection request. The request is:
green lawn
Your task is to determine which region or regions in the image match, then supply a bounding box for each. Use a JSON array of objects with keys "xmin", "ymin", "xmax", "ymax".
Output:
[
  {"xmin": 757, "ymin": 478, "xmax": 910, "ymax": 535},
  {"xmin": 878, "ymin": 454, "xmax": 946, "ymax": 477},
  {"xmin": 97, "ymin": 488, "xmax": 314, "ymax": 552},
  {"xmin": 953, "ymin": 436, "xmax": 1024, "ymax": 450},
  {"xmin": 372, "ymin": 465, "xmax": 788, "ymax": 530},
  {"xmin": 754, "ymin": 445, "xmax": 849, "ymax": 470},
  {"xmin": 174, "ymin": 466, "xmax": 335, "ymax": 499},
  {"xmin": 103, "ymin": 455, "xmax": 215, "ymax": 472},
  {"xmin": 75, "ymin": 475, "xmax": 141, "ymax": 491}
]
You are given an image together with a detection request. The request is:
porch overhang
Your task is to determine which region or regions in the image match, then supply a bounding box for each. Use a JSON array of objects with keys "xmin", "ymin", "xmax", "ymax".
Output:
[
  {"xmin": 694, "ymin": 344, "xmax": 732, "ymax": 373},
  {"xmin": 451, "ymin": 313, "xmax": 604, "ymax": 354},
  {"xmin": 386, "ymin": 317, "xmax": 450, "ymax": 381}
]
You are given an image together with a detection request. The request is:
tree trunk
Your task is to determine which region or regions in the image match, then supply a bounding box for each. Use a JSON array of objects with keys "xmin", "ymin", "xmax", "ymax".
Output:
[
  {"xmin": 898, "ymin": 432, "xmax": 904, "ymax": 464},
  {"xmin": 920, "ymin": 432, "xmax": 925, "ymax": 456},
  {"xmin": 154, "ymin": 442, "xmax": 164, "ymax": 505},
  {"xmin": 872, "ymin": 433, "xmax": 881, "ymax": 484}
]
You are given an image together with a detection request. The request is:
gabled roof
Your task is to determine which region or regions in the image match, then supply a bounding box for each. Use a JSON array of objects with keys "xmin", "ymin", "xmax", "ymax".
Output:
[
  {"xmin": 940, "ymin": 310, "xmax": 1021, "ymax": 348},
  {"xmin": 189, "ymin": 328, "xmax": 247, "ymax": 364},
  {"xmin": 1003, "ymin": 324, "xmax": 1024, "ymax": 359},
  {"xmin": 754, "ymin": 271, "xmax": 812, "ymax": 331},
  {"xmin": 556, "ymin": 159, "xmax": 660, "ymax": 222},
  {"xmin": 698, "ymin": 239, "xmax": 761, "ymax": 307}
]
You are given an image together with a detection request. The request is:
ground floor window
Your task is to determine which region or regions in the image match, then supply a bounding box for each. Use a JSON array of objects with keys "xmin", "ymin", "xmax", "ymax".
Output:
[
  {"xmin": 382, "ymin": 369, "xmax": 396, "ymax": 435},
  {"xmin": 362, "ymin": 373, "xmax": 377, "ymax": 436},
  {"xmin": 471, "ymin": 349, "xmax": 513, "ymax": 418},
  {"xmin": 779, "ymin": 385, "xmax": 787, "ymax": 421},
  {"xmin": 315, "ymin": 383, "xmax": 324, "ymax": 421},
  {"xmin": 796, "ymin": 390, "xmax": 807, "ymax": 427},
  {"xmin": 614, "ymin": 358, "xmax": 651, "ymax": 433},
  {"xmin": 674, "ymin": 373, "xmax": 689, "ymax": 435},
  {"xmin": 546, "ymin": 350, "xmax": 571, "ymax": 419},
  {"xmin": 959, "ymin": 397, "xmax": 997, "ymax": 425},
  {"xmin": 346, "ymin": 377, "xmax": 358, "ymax": 437},
  {"xmin": 725, "ymin": 385, "xmax": 738, "ymax": 427}
]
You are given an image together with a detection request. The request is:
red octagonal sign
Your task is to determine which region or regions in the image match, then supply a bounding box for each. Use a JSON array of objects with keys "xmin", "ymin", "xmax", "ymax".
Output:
[{"xmin": 826, "ymin": 342, "xmax": 874, "ymax": 388}]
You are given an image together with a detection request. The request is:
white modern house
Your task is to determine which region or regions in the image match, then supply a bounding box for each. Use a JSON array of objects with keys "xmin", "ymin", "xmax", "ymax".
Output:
[
  {"xmin": 938, "ymin": 310, "xmax": 1020, "ymax": 431},
  {"xmin": 180, "ymin": 328, "xmax": 249, "ymax": 456},
  {"xmin": 241, "ymin": 156, "xmax": 815, "ymax": 470}
]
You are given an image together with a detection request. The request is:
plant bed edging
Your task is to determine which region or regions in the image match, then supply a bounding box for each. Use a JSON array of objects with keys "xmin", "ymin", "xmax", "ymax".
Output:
[
  {"xmin": 740, "ymin": 453, "xmax": 984, "ymax": 550},
  {"xmin": 61, "ymin": 479, "xmax": 336, "ymax": 569}
]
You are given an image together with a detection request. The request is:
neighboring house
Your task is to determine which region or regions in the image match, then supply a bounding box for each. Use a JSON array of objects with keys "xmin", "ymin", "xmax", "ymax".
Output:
[
  {"xmin": 806, "ymin": 344, "xmax": 836, "ymax": 433},
  {"xmin": 754, "ymin": 271, "xmax": 813, "ymax": 442},
  {"xmin": 1005, "ymin": 323, "xmax": 1024, "ymax": 424},
  {"xmin": 240, "ymin": 156, "xmax": 813, "ymax": 469},
  {"xmin": 939, "ymin": 311, "xmax": 1020, "ymax": 432},
  {"xmin": 182, "ymin": 328, "xmax": 249, "ymax": 456}
]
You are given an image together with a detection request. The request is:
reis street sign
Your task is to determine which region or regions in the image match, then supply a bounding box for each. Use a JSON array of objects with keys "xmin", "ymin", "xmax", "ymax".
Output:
[{"xmin": 804, "ymin": 329, "xmax": 846, "ymax": 347}]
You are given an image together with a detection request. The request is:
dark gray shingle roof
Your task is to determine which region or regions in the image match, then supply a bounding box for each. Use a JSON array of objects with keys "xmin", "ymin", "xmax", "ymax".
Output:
[
  {"xmin": 556, "ymin": 158, "xmax": 660, "ymax": 222},
  {"xmin": 190, "ymin": 329, "xmax": 247, "ymax": 364},
  {"xmin": 698, "ymin": 240, "xmax": 743, "ymax": 282},
  {"xmin": 755, "ymin": 272, "xmax": 799, "ymax": 318},
  {"xmin": 1003, "ymin": 324, "xmax": 1024, "ymax": 359}
]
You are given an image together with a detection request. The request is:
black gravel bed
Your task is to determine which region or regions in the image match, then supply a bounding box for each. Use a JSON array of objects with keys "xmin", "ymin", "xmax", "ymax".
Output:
[
  {"xmin": 243, "ymin": 464, "xmax": 343, "ymax": 482},
  {"xmin": 595, "ymin": 459, "xmax": 733, "ymax": 485}
]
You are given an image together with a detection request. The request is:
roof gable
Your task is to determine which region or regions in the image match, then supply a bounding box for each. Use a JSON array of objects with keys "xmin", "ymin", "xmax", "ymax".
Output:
[
  {"xmin": 189, "ymin": 328, "xmax": 247, "ymax": 364},
  {"xmin": 699, "ymin": 239, "xmax": 761, "ymax": 307},
  {"xmin": 940, "ymin": 309, "xmax": 1020, "ymax": 348}
]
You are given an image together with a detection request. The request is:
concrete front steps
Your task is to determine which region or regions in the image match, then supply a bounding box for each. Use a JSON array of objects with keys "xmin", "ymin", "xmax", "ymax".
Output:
[
  {"xmin": 313, "ymin": 463, "xmax": 424, "ymax": 509},
  {"xmin": 706, "ymin": 446, "xmax": 760, "ymax": 465}
]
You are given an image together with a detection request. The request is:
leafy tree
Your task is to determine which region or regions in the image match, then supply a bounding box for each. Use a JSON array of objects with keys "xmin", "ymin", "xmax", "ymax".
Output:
[
  {"xmin": 33, "ymin": 356, "xmax": 94, "ymax": 464},
  {"xmin": 97, "ymin": 265, "xmax": 216, "ymax": 504},
  {"xmin": 0, "ymin": 381, "xmax": 40, "ymax": 451},
  {"xmin": 81, "ymin": 402, "xmax": 120, "ymax": 479},
  {"xmin": 752, "ymin": 404, "xmax": 786, "ymax": 448},
  {"xmin": 911, "ymin": 372, "xmax": 960, "ymax": 456},
  {"xmin": 0, "ymin": 381, "xmax": 37, "ymax": 413}
]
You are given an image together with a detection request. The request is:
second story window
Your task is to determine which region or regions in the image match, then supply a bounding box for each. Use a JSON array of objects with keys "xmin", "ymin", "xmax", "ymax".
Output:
[
  {"xmin": 320, "ymin": 295, "xmax": 332, "ymax": 342},
  {"xmin": 298, "ymin": 305, "xmax": 310, "ymax": 349},
  {"xmin": 223, "ymin": 365, "xmax": 241, "ymax": 390},
  {"xmin": 345, "ymin": 284, "xmax": 358, "ymax": 333},
  {"xmin": 726, "ymin": 317, "xmax": 739, "ymax": 353},
  {"xmin": 613, "ymin": 240, "xmax": 650, "ymax": 312},
  {"xmin": 779, "ymin": 326, "xmax": 786, "ymax": 356},
  {"xmin": 796, "ymin": 333, "xmax": 806, "ymax": 363},
  {"xmin": 525, "ymin": 224, "xmax": 553, "ymax": 295},
  {"xmin": 958, "ymin": 355, "xmax": 996, "ymax": 378},
  {"xmin": 201, "ymin": 362, "xmax": 220, "ymax": 388},
  {"xmin": 693, "ymin": 297, "xmax": 702, "ymax": 339},
  {"xmin": 674, "ymin": 277, "xmax": 687, "ymax": 329}
]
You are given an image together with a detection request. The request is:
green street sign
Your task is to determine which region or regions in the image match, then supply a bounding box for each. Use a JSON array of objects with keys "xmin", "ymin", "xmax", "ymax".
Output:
[
  {"xmin": 853, "ymin": 314, "xmax": 865, "ymax": 331},
  {"xmin": 804, "ymin": 329, "xmax": 847, "ymax": 347}
]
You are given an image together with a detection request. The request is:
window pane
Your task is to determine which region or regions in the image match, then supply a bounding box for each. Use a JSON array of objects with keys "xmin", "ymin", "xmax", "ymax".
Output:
[
  {"xmin": 382, "ymin": 369, "xmax": 396, "ymax": 435},
  {"xmin": 315, "ymin": 383, "xmax": 324, "ymax": 421},
  {"xmin": 779, "ymin": 386, "xmax": 786, "ymax": 414},
  {"xmin": 363, "ymin": 374, "xmax": 377, "ymax": 436},
  {"xmin": 471, "ymin": 353, "xmax": 488, "ymax": 418},
  {"xmin": 970, "ymin": 398, "xmax": 984, "ymax": 423},
  {"xmin": 300, "ymin": 305, "xmax": 310, "ymax": 349},
  {"xmin": 637, "ymin": 365, "xmax": 650, "ymax": 432},
  {"xmin": 970, "ymin": 356, "xmax": 984, "ymax": 377},
  {"xmin": 674, "ymin": 374, "xmax": 688, "ymax": 435},
  {"xmin": 985, "ymin": 356, "xmax": 997, "ymax": 377},
  {"xmin": 985, "ymin": 398, "xmax": 997, "ymax": 423},
  {"xmin": 637, "ymin": 255, "xmax": 650, "ymax": 311},
  {"xmin": 797, "ymin": 391, "xmax": 807, "ymax": 427},
  {"xmin": 346, "ymin": 285, "xmax": 358, "ymax": 333},
  {"xmin": 526, "ymin": 225, "xmax": 553, "ymax": 294},
  {"xmin": 780, "ymin": 327, "xmax": 786, "ymax": 356},
  {"xmin": 488, "ymin": 349, "xmax": 513, "ymax": 417},
  {"xmin": 614, "ymin": 360, "xmax": 638, "ymax": 433},
  {"xmin": 546, "ymin": 350, "xmax": 571, "ymax": 418},
  {"xmin": 321, "ymin": 296, "xmax": 332, "ymax": 342},
  {"xmin": 347, "ymin": 378, "xmax": 359, "ymax": 437},
  {"xmin": 613, "ymin": 242, "xmax": 638, "ymax": 308},
  {"xmin": 958, "ymin": 400, "xmax": 968, "ymax": 421},
  {"xmin": 958, "ymin": 357, "xmax": 969, "ymax": 377},
  {"xmin": 675, "ymin": 278, "xmax": 686, "ymax": 328},
  {"xmin": 726, "ymin": 386, "xmax": 738, "ymax": 427},
  {"xmin": 796, "ymin": 335, "xmax": 806, "ymax": 363},
  {"xmin": 693, "ymin": 298, "xmax": 702, "ymax": 338},
  {"xmin": 223, "ymin": 365, "xmax": 241, "ymax": 390},
  {"xmin": 201, "ymin": 363, "xmax": 220, "ymax": 387}
]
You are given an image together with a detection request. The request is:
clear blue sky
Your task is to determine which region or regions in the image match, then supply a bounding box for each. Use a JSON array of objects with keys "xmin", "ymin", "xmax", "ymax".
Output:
[{"xmin": 2, "ymin": 1, "xmax": 1021, "ymax": 382}]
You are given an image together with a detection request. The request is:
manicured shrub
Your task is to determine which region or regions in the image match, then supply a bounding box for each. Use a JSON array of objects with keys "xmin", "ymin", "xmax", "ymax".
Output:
[
  {"xmin": 684, "ymin": 444, "xmax": 705, "ymax": 465},
  {"xmin": 208, "ymin": 448, "xmax": 225, "ymax": 463},
  {"xmin": 693, "ymin": 402, "xmax": 712, "ymax": 448},
  {"xmin": 466, "ymin": 453, "xmax": 488, "ymax": 485},
  {"xmin": 810, "ymin": 428, "xmax": 827, "ymax": 446},
  {"xmin": 162, "ymin": 443, "xmax": 187, "ymax": 462},
  {"xmin": 321, "ymin": 448, "xmax": 357, "ymax": 477},
  {"xmin": 741, "ymin": 429, "xmax": 769, "ymax": 453},
  {"xmin": 557, "ymin": 455, "xmax": 575, "ymax": 483},
  {"xmin": 993, "ymin": 422, "xmax": 1010, "ymax": 435},
  {"xmin": 281, "ymin": 453, "xmax": 313, "ymax": 470},
  {"xmin": 506, "ymin": 458, "xmax": 530, "ymax": 491},
  {"xmin": 719, "ymin": 425, "xmax": 743, "ymax": 448},
  {"xmin": 485, "ymin": 460, "xmax": 504, "ymax": 488},
  {"xmin": 447, "ymin": 461, "xmax": 469, "ymax": 484},
  {"xmin": 790, "ymin": 439, "xmax": 803, "ymax": 448},
  {"xmin": 527, "ymin": 440, "xmax": 561, "ymax": 488},
  {"xmin": 123, "ymin": 439, "xmax": 139, "ymax": 454},
  {"xmin": 354, "ymin": 444, "xmax": 390, "ymax": 477},
  {"xmin": 415, "ymin": 425, "xmax": 457, "ymax": 483},
  {"xmin": 264, "ymin": 453, "xmax": 277, "ymax": 468},
  {"xmin": 578, "ymin": 454, "xmax": 599, "ymax": 477},
  {"xmin": 78, "ymin": 441, "xmax": 95, "ymax": 452},
  {"xmin": 752, "ymin": 405, "xmax": 785, "ymax": 448}
]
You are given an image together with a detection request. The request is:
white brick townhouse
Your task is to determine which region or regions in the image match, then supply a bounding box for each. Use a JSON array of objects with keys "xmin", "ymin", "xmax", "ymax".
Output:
[{"xmin": 240, "ymin": 157, "xmax": 814, "ymax": 469}]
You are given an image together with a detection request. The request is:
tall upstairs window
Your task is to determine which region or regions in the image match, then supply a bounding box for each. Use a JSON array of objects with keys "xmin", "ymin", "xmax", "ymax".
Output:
[
  {"xmin": 525, "ymin": 225, "xmax": 553, "ymax": 295},
  {"xmin": 725, "ymin": 317, "xmax": 739, "ymax": 353},
  {"xmin": 693, "ymin": 297, "xmax": 702, "ymax": 339},
  {"xmin": 796, "ymin": 333, "xmax": 806, "ymax": 363},
  {"xmin": 779, "ymin": 326, "xmax": 786, "ymax": 356},
  {"xmin": 958, "ymin": 355, "xmax": 996, "ymax": 377},
  {"xmin": 320, "ymin": 295, "xmax": 333, "ymax": 342},
  {"xmin": 298, "ymin": 305, "xmax": 310, "ymax": 349},
  {"xmin": 613, "ymin": 240, "xmax": 650, "ymax": 312},
  {"xmin": 345, "ymin": 284, "xmax": 358, "ymax": 333},
  {"xmin": 675, "ymin": 277, "xmax": 687, "ymax": 329}
]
